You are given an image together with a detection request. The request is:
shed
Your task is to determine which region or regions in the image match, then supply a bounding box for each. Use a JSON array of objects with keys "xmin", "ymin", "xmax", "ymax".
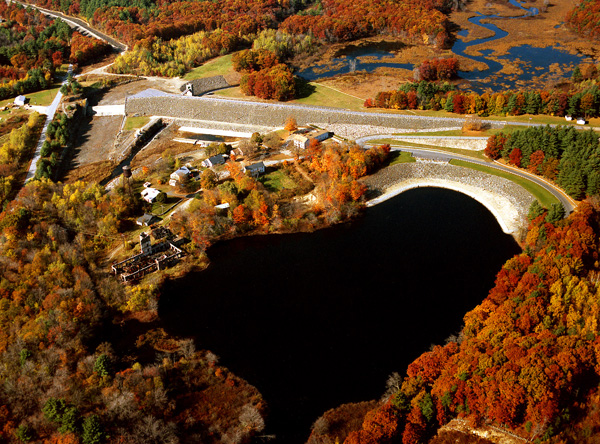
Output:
[
  {"xmin": 14, "ymin": 95, "xmax": 26, "ymax": 106},
  {"xmin": 136, "ymin": 214, "xmax": 160, "ymax": 226}
]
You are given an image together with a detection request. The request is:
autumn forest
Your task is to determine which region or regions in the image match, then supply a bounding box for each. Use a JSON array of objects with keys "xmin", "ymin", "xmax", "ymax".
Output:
[{"xmin": 1, "ymin": 0, "xmax": 600, "ymax": 443}]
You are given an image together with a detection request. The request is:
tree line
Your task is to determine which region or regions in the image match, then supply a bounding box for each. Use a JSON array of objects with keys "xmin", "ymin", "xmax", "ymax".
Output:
[
  {"xmin": 0, "ymin": 2, "xmax": 110, "ymax": 99},
  {"xmin": 0, "ymin": 175, "xmax": 268, "ymax": 443},
  {"xmin": 485, "ymin": 125, "xmax": 600, "ymax": 200},
  {"xmin": 367, "ymin": 79, "xmax": 600, "ymax": 118}
]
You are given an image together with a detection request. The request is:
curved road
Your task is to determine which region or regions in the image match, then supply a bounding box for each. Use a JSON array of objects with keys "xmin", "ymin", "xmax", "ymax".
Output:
[
  {"xmin": 361, "ymin": 141, "xmax": 576, "ymax": 214},
  {"xmin": 9, "ymin": 1, "xmax": 578, "ymax": 215}
]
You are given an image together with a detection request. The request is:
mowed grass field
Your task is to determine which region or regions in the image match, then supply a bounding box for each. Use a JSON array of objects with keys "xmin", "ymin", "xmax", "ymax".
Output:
[{"xmin": 184, "ymin": 54, "xmax": 234, "ymax": 80}]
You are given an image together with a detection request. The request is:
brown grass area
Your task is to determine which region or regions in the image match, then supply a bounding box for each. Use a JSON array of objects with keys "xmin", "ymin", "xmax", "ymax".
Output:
[
  {"xmin": 0, "ymin": 114, "xmax": 28, "ymax": 140},
  {"xmin": 130, "ymin": 125, "xmax": 205, "ymax": 169},
  {"xmin": 78, "ymin": 52, "xmax": 119, "ymax": 75},
  {"xmin": 63, "ymin": 160, "xmax": 115, "ymax": 183}
]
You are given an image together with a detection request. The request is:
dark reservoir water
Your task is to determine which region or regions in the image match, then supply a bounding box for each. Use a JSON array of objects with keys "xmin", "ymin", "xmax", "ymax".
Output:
[{"xmin": 158, "ymin": 188, "xmax": 521, "ymax": 443}]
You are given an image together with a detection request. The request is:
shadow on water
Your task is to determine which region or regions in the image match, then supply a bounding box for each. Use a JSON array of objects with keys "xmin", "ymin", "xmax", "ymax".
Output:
[{"xmin": 158, "ymin": 188, "xmax": 521, "ymax": 444}]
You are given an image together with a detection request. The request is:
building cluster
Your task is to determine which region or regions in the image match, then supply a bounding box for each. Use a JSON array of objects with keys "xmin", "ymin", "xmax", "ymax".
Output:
[
  {"xmin": 287, "ymin": 129, "xmax": 332, "ymax": 149},
  {"xmin": 111, "ymin": 227, "xmax": 184, "ymax": 282}
]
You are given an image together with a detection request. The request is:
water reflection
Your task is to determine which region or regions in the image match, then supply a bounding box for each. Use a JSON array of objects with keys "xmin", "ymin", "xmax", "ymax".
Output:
[{"xmin": 296, "ymin": 0, "xmax": 591, "ymax": 92}]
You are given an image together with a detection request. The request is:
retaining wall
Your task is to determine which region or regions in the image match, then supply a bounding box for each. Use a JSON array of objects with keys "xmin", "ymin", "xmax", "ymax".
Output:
[
  {"xmin": 125, "ymin": 95, "xmax": 505, "ymax": 132},
  {"xmin": 363, "ymin": 162, "xmax": 535, "ymax": 235}
]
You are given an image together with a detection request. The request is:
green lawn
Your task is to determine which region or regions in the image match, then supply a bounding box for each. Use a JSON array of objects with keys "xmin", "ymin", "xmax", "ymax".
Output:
[
  {"xmin": 368, "ymin": 139, "xmax": 489, "ymax": 161},
  {"xmin": 151, "ymin": 195, "xmax": 181, "ymax": 215},
  {"xmin": 27, "ymin": 87, "xmax": 61, "ymax": 106},
  {"xmin": 124, "ymin": 116, "xmax": 151, "ymax": 131},
  {"xmin": 449, "ymin": 159, "xmax": 560, "ymax": 208},
  {"xmin": 213, "ymin": 84, "xmax": 365, "ymax": 110},
  {"xmin": 213, "ymin": 87, "xmax": 245, "ymax": 99},
  {"xmin": 292, "ymin": 83, "xmax": 364, "ymax": 110},
  {"xmin": 259, "ymin": 169, "xmax": 297, "ymax": 192},
  {"xmin": 184, "ymin": 54, "xmax": 234, "ymax": 80},
  {"xmin": 389, "ymin": 151, "xmax": 416, "ymax": 165}
]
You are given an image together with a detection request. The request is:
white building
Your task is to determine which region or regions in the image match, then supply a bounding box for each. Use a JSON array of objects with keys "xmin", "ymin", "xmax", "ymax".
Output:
[
  {"xmin": 287, "ymin": 129, "xmax": 332, "ymax": 149},
  {"xmin": 14, "ymin": 95, "xmax": 26, "ymax": 106},
  {"xmin": 141, "ymin": 187, "xmax": 161, "ymax": 203},
  {"xmin": 169, "ymin": 166, "xmax": 191, "ymax": 186}
]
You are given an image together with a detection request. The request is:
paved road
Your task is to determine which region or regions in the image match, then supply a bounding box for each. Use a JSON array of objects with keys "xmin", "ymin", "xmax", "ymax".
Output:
[
  {"xmin": 24, "ymin": 65, "xmax": 73, "ymax": 183},
  {"xmin": 366, "ymin": 142, "xmax": 577, "ymax": 214}
]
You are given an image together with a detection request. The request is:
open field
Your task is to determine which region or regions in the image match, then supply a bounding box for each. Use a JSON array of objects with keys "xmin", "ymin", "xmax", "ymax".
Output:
[
  {"xmin": 450, "ymin": 159, "xmax": 560, "ymax": 208},
  {"xmin": 0, "ymin": 87, "xmax": 61, "ymax": 108},
  {"xmin": 124, "ymin": 116, "xmax": 151, "ymax": 131},
  {"xmin": 293, "ymin": 83, "xmax": 365, "ymax": 110},
  {"xmin": 259, "ymin": 169, "xmax": 298, "ymax": 192},
  {"xmin": 389, "ymin": 151, "xmax": 416, "ymax": 165},
  {"xmin": 184, "ymin": 54, "xmax": 234, "ymax": 80},
  {"xmin": 368, "ymin": 139, "xmax": 489, "ymax": 161}
]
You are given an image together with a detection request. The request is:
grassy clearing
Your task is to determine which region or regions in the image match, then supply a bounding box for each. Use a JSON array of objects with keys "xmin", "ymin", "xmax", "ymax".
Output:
[
  {"xmin": 259, "ymin": 169, "xmax": 297, "ymax": 192},
  {"xmin": 293, "ymin": 83, "xmax": 364, "ymax": 110},
  {"xmin": 27, "ymin": 87, "xmax": 61, "ymax": 106},
  {"xmin": 124, "ymin": 116, "xmax": 151, "ymax": 131},
  {"xmin": 151, "ymin": 195, "xmax": 181, "ymax": 215},
  {"xmin": 368, "ymin": 139, "xmax": 489, "ymax": 161},
  {"xmin": 213, "ymin": 87, "xmax": 245, "ymax": 99},
  {"xmin": 450, "ymin": 159, "xmax": 560, "ymax": 208},
  {"xmin": 389, "ymin": 151, "xmax": 416, "ymax": 165},
  {"xmin": 184, "ymin": 54, "xmax": 234, "ymax": 80}
]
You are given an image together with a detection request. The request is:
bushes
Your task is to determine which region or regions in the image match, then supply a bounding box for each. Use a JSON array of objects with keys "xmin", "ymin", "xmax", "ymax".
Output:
[
  {"xmin": 240, "ymin": 64, "xmax": 296, "ymax": 101},
  {"xmin": 35, "ymin": 112, "xmax": 76, "ymax": 180}
]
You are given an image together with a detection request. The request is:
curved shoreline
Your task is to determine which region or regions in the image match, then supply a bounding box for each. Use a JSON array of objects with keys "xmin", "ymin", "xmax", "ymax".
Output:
[{"xmin": 363, "ymin": 162, "xmax": 535, "ymax": 236}]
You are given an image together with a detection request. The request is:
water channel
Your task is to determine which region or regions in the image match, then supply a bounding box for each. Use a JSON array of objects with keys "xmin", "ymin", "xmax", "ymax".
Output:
[
  {"xmin": 297, "ymin": 0, "xmax": 591, "ymax": 92},
  {"xmin": 158, "ymin": 188, "xmax": 521, "ymax": 443}
]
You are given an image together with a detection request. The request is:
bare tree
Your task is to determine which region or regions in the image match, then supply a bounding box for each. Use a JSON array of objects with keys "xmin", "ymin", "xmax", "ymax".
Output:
[
  {"xmin": 381, "ymin": 372, "xmax": 403, "ymax": 400},
  {"xmin": 205, "ymin": 351, "xmax": 219, "ymax": 366},
  {"xmin": 239, "ymin": 404, "xmax": 265, "ymax": 432},
  {"xmin": 179, "ymin": 339, "xmax": 196, "ymax": 359}
]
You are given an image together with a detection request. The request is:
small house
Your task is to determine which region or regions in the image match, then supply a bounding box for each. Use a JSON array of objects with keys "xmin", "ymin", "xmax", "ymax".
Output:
[
  {"xmin": 288, "ymin": 134, "xmax": 310, "ymax": 150},
  {"xmin": 287, "ymin": 129, "xmax": 332, "ymax": 149},
  {"xmin": 244, "ymin": 161, "xmax": 266, "ymax": 177},
  {"xmin": 14, "ymin": 95, "xmax": 26, "ymax": 107},
  {"xmin": 214, "ymin": 202, "xmax": 230, "ymax": 215},
  {"xmin": 136, "ymin": 214, "xmax": 160, "ymax": 226},
  {"xmin": 230, "ymin": 147, "xmax": 245, "ymax": 157},
  {"xmin": 565, "ymin": 115, "xmax": 573, "ymax": 121},
  {"xmin": 169, "ymin": 166, "xmax": 191, "ymax": 186},
  {"xmin": 141, "ymin": 187, "xmax": 161, "ymax": 203},
  {"xmin": 577, "ymin": 118, "xmax": 586, "ymax": 125},
  {"xmin": 202, "ymin": 154, "xmax": 227, "ymax": 168}
]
